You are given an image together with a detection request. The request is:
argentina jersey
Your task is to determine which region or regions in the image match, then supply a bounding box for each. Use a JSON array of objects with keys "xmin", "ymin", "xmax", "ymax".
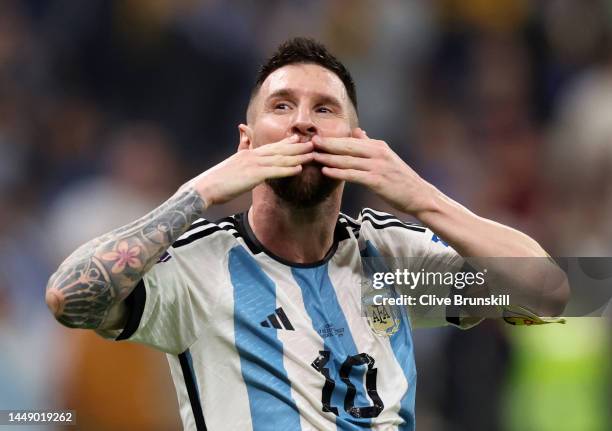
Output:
[{"xmin": 97, "ymin": 208, "xmax": 468, "ymax": 430}]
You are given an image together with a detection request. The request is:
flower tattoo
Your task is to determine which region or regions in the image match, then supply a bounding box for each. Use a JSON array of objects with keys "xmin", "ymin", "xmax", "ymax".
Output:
[
  {"xmin": 46, "ymin": 187, "xmax": 205, "ymax": 329},
  {"xmin": 101, "ymin": 240, "xmax": 143, "ymax": 274}
]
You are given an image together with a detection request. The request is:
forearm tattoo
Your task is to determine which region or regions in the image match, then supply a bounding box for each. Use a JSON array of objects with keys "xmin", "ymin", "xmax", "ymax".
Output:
[{"xmin": 46, "ymin": 187, "xmax": 206, "ymax": 329}]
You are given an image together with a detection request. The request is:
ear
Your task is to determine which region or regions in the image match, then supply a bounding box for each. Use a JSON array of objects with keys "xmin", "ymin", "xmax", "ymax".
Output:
[{"xmin": 237, "ymin": 124, "xmax": 252, "ymax": 151}]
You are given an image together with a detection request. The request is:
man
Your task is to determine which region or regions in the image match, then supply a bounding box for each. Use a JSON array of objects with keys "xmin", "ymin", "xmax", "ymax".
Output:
[{"xmin": 46, "ymin": 38, "xmax": 568, "ymax": 430}]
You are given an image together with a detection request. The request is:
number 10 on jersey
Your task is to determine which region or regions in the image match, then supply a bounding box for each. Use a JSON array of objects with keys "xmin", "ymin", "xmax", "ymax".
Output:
[{"xmin": 311, "ymin": 351, "xmax": 384, "ymax": 418}]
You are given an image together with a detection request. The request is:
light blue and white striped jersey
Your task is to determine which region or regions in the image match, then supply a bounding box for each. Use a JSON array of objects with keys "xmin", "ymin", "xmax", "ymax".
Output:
[{"xmin": 100, "ymin": 208, "xmax": 468, "ymax": 430}]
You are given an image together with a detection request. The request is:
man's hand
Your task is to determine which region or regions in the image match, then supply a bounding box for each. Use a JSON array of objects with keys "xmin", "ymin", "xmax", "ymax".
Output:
[
  {"xmin": 191, "ymin": 134, "xmax": 314, "ymax": 206},
  {"xmin": 313, "ymin": 128, "xmax": 436, "ymax": 216}
]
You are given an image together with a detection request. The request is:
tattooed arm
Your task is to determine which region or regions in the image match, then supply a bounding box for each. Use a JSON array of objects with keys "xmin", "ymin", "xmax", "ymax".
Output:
[
  {"xmin": 45, "ymin": 187, "xmax": 206, "ymax": 330},
  {"xmin": 45, "ymin": 132, "xmax": 313, "ymax": 330}
]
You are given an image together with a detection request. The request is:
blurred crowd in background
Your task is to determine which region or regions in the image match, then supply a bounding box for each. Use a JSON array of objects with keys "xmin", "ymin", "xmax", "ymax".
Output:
[{"xmin": 1, "ymin": 0, "xmax": 611, "ymax": 430}]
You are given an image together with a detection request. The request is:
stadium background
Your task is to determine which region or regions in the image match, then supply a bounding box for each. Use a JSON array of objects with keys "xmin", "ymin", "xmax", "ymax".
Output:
[{"xmin": 0, "ymin": 0, "xmax": 611, "ymax": 430}]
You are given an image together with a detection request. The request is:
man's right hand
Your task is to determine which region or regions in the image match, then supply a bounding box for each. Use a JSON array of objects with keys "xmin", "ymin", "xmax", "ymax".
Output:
[{"xmin": 190, "ymin": 134, "xmax": 314, "ymax": 206}]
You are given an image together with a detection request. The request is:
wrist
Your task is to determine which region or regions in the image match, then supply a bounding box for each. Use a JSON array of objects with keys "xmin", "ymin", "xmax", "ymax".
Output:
[
  {"xmin": 413, "ymin": 186, "xmax": 465, "ymax": 231},
  {"xmin": 179, "ymin": 175, "xmax": 214, "ymax": 210},
  {"xmin": 193, "ymin": 181, "xmax": 214, "ymax": 209},
  {"xmin": 406, "ymin": 182, "xmax": 442, "ymax": 219},
  {"xmin": 176, "ymin": 181, "xmax": 211, "ymax": 214}
]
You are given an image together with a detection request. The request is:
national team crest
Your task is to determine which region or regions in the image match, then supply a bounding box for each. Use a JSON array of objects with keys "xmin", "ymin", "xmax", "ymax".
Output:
[
  {"xmin": 364, "ymin": 302, "xmax": 401, "ymax": 336},
  {"xmin": 360, "ymin": 252, "xmax": 403, "ymax": 336}
]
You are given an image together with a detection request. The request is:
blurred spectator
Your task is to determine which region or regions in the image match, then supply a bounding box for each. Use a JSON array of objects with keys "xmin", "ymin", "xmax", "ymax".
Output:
[
  {"xmin": 45, "ymin": 122, "xmax": 182, "ymax": 262},
  {"xmin": 546, "ymin": 64, "xmax": 612, "ymax": 255}
]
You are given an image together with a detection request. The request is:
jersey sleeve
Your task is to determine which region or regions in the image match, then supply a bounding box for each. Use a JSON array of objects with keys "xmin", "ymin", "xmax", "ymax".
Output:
[
  {"xmin": 356, "ymin": 208, "xmax": 481, "ymax": 330},
  {"xmin": 96, "ymin": 219, "xmax": 234, "ymax": 354}
]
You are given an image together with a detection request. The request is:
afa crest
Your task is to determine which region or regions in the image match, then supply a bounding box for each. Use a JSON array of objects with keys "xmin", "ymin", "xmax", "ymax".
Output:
[{"xmin": 365, "ymin": 304, "xmax": 401, "ymax": 336}]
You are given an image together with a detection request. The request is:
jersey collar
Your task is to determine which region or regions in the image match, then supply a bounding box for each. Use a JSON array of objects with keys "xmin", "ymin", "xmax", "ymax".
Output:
[{"xmin": 234, "ymin": 210, "xmax": 349, "ymax": 268}]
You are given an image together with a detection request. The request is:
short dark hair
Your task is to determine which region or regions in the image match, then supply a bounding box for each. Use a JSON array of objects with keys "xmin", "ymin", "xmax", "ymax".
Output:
[{"xmin": 252, "ymin": 37, "xmax": 358, "ymax": 113}]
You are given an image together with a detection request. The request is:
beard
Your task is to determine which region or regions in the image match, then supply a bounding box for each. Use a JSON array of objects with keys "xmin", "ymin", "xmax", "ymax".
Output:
[{"xmin": 266, "ymin": 162, "xmax": 339, "ymax": 208}]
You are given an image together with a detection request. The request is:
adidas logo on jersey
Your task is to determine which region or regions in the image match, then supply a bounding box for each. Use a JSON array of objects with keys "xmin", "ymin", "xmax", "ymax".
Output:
[{"xmin": 260, "ymin": 307, "xmax": 294, "ymax": 330}]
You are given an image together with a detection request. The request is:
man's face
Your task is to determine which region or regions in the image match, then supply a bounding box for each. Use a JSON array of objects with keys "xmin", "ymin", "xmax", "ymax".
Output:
[{"xmin": 246, "ymin": 63, "xmax": 355, "ymax": 207}]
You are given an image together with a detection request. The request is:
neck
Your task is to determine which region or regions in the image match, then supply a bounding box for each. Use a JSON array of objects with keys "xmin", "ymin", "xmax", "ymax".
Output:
[{"xmin": 249, "ymin": 184, "xmax": 343, "ymax": 264}]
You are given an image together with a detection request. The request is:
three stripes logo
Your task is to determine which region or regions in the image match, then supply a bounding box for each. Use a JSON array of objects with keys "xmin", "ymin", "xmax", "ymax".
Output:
[{"xmin": 260, "ymin": 307, "xmax": 294, "ymax": 331}]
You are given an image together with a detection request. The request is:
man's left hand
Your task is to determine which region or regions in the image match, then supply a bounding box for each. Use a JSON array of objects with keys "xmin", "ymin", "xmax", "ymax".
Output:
[{"xmin": 312, "ymin": 128, "xmax": 436, "ymax": 216}]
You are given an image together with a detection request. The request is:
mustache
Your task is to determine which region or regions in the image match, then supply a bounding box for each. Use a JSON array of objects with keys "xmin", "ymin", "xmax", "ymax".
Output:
[
  {"xmin": 296, "ymin": 133, "xmax": 315, "ymax": 143},
  {"xmin": 302, "ymin": 160, "xmax": 324, "ymax": 168}
]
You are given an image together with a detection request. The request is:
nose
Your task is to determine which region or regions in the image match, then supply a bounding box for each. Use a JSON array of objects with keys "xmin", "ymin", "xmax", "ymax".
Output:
[{"xmin": 291, "ymin": 106, "xmax": 317, "ymax": 138}]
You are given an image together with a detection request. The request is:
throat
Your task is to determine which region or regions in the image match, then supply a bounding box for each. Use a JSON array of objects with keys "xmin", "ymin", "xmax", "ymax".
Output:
[{"xmin": 247, "ymin": 203, "xmax": 339, "ymax": 265}]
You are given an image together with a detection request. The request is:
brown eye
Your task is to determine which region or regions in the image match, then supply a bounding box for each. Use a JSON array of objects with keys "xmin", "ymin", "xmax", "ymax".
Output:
[{"xmin": 316, "ymin": 106, "xmax": 332, "ymax": 113}]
